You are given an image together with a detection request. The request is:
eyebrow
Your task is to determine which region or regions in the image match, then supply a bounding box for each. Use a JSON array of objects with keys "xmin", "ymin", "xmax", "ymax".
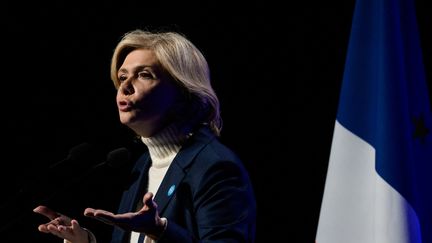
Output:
[{"xmin": 118, "ymin": 65, "xmax": 155, "ymax": 75}]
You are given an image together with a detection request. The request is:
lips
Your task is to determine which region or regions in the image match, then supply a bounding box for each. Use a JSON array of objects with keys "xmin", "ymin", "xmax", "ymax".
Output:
[{"xmin": 118, "ymin": 100, "xmax": 133, "ymax": 112}]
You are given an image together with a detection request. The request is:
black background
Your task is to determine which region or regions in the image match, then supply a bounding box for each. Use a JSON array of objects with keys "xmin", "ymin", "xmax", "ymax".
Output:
[{"xmin": 1, "ymin": 1, "xmax": 431, "ymax": 242}]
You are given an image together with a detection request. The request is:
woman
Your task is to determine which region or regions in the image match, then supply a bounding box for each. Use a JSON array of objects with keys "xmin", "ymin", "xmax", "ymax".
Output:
[{"xmin": 34, "ymin": 29, "xmax": 256, "ymax": 243}]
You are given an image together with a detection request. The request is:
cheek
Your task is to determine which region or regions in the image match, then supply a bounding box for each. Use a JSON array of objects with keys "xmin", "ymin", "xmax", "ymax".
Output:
[
  {"xmin": 142, "ymin": 83, "xmax": 179, "ymax": 108},
  {"xmin": 116, "ymin": 90, "xmax": 121, "ymax": 102},
  {"xmin": 156, "ymin": 86, "xmax": 181, "ymax": 110}
]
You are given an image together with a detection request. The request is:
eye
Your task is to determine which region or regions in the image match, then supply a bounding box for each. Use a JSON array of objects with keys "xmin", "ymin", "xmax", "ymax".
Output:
[
  {"xmin": 118, "ymin": 74, "xmax": 128, "ymax": 83},
  {"xmin": 138, "ymin": 71, "xmax": 154, "ymax": 80}
]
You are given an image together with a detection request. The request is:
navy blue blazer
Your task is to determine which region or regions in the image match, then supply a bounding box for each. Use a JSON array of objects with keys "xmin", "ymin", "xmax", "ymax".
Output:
[{"xmin": 110, "ymin": 126, "xmax": 256, "ymax": 243}]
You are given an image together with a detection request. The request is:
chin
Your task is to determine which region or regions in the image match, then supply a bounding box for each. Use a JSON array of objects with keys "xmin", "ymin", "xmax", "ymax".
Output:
[{"xmin": 119, "ymin": 114, "xmax": 134, "ymax": 126}]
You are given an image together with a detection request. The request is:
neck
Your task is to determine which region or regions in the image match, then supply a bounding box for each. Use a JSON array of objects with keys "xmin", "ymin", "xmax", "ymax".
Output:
[
  {"xmin": 141, "ymin": 123, "xmax": 193, "ymax": 168},
  {"xmin": 129, "ymin": 118, "xmax": 171, "ymax": 138}
]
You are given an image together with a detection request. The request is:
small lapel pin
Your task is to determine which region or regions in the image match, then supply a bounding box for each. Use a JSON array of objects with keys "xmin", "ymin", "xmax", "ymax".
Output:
[{"xmin": 167, "ymin": 184, "xmax": 176, "ymax": 197}]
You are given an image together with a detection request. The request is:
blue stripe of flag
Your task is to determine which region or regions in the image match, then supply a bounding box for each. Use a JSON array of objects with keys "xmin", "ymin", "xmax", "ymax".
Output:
[{"xmin": 336, "ymin": 0, "xmax": 432, "ymax": 241}]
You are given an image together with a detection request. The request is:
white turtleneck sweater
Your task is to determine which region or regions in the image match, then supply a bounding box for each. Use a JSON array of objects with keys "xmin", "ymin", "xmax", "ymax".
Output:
[{"xmin": 130, "ymin": 124, "xmax": 190, "ymax": 243}]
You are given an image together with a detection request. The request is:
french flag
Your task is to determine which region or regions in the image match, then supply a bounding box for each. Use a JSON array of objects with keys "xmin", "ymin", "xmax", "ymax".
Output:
[{"xmin": 315, "ymin": 0, "xmax": 432, "ymax": 242}]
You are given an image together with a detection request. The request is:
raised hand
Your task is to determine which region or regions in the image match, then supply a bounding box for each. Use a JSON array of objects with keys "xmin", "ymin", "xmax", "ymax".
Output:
[
  {"xmin": 33, "ymin": 205, "xmax": 90, "ymax": 243},
  {"xmin": 84, "ymin": 192, "xmax": 166, "ymax": 239}
]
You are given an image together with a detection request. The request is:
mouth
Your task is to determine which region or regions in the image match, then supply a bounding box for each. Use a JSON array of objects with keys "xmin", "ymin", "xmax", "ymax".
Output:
[{"xmin": 118, "ymin": 100, "xmax": 133, "ymax": 112}]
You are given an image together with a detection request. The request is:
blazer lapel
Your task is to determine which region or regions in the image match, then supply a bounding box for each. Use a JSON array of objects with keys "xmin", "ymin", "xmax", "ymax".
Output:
[
  {"xmin": 153, "ymin": 126, "xmax": 216, "ymax": 215},
  {"xmin": 112, "ymin": 153, "xmax": 151, "ymax": 243},
  {"xmin": 118, "ymin": 153, "xmax": 151, "ymax": 213}
]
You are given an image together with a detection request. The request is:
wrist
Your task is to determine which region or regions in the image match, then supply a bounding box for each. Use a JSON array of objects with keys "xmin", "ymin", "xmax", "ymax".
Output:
[
  {"xmin": 147, "ymin": 217, "xmax": 167, "ymax": 240},
  {"xmin": 82, "ymin": 228, "xmax": 97, "ymax": 243}
]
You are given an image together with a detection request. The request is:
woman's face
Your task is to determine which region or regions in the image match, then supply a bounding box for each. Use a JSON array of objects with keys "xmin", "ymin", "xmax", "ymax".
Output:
[{"xmin": 116, "ymin": 49, "xmax": 181, "ymax": 136}]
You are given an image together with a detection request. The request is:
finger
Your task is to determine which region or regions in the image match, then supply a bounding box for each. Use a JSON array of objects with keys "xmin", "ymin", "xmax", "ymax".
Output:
[
  {"xmin": 142, "ymin": 192, "xmax": 154, "ymax": 204},
  {"xmin": 60, "ymin": 220, "xmax": 84, "ymax": 240},
  {"xmin": 47, "ymin": 225, "xmax": 67, "ymax": 239},
  {"xmin": 57, "ymin": 221, "xmax": 77, "ymax": 236},
  {"xmin": 142, "ymin": 192, "xmax": 156, "ymax": 209},
  {"xmin": 52, "ymin": 215, "xmax": 72, "ymax": 227},
  {"xmin": 85, "ymin": 209, "xmax": 117, "ymax": 225},
  {"xmin": 38, "ymin": 216, "xmax": 61, "ymax": 233},
  {"xmin": 33, "ymin": 205, "xmax": 61, "ymax": 220},
  {"xmin": 83, "ymin": 208, "xmax": 96, "ymax": 217},
  {"xmin": 85, "ymin": 208, "xmax": 114, "ymax": 218},
  {"xmin": 37, "ymin": 224, "xmax": 50, "ymax": 233},
  {"xmin": 70, "ymin": 219, "xmax": 80, "ymax": 230},
  {"xmin": 46, "ymin": 223, "xmax": 62, "ymax": 235},
  {"xmin": 57, "ymin": 225, "xmax": 68, "ymax": 231}
]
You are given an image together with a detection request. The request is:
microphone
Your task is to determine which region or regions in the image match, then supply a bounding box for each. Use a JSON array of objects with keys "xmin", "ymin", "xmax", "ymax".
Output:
[
  {"xmin": 0, "ymin": 142, "xmax": 98, "ymax": 209},
  {"xmin": 0, "ymin": 146, "xmax": 132, "ymax": 234},
  {"xmin": 38, "ymin": 146, "xmax": 132, "ymax": 204},
  {"xmin": 86, "ymin": 147, "xmax": 132, "ymax": 170},
  {"xmin": 47, "ymin": 142, "xmax": 96, "ymax": 171}
]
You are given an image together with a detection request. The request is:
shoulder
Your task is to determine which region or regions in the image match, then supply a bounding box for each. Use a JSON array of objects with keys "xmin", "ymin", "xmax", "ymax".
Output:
[
  {"xmin": 189, "ymin": 126, "xmax": 243, "ymax": 167},
  {"xmin": 184, "ymin": 127, "xmax": 251, "ymax": 182}
]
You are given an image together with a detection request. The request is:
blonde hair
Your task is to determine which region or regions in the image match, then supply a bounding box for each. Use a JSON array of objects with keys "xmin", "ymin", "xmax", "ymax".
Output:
[{"xmin": 110, "ymin": 29, "xmax": 222, "ymax": 136}]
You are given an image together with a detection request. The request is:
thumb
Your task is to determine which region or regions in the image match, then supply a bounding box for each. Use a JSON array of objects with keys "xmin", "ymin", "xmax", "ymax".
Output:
[
  {"xmin": 70, "ymin": 219, "xmax": 81, "ymax": 230},
  {"xmin": 142, "ymin": 192, "xmax": 157, "ymax": 209}
]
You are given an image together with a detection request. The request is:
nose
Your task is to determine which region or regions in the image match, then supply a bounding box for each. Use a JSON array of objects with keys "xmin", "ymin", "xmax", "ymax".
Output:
[{"xmin": 119, "ymin": 79, "xmax": 134, "ymax": 95}]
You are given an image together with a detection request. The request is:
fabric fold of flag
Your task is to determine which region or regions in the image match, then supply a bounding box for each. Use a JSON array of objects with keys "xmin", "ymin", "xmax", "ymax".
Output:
[{"xmin": 315, "ymin": 0, "xmax": 432, "ymax": 242}]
